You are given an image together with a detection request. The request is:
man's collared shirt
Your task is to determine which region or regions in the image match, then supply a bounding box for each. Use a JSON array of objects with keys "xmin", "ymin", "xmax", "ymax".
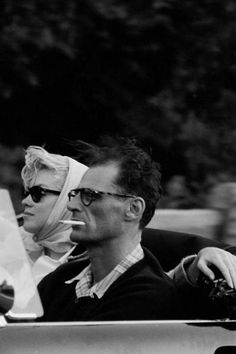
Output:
[{"xmin": 65, "ymin": 243, "xmax": 144, "ymax": 299}]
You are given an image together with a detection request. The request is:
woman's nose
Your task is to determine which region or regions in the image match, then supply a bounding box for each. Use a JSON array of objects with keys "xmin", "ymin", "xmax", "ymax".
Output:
[{"xmin": 21, "ymin": 194, "xmax": 32, "ymax": 206}]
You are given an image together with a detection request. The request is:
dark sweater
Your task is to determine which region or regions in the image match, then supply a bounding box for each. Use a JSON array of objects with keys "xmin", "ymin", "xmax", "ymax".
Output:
[{"xmin": 38, "ymin": 248, "xmax": 181, "ymax": 321}]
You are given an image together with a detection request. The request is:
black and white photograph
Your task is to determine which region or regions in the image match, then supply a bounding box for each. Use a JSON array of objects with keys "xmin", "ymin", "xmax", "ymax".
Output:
[{"xmin": 0, "ymin": 1, "xmax": 236, "ymax": 353}]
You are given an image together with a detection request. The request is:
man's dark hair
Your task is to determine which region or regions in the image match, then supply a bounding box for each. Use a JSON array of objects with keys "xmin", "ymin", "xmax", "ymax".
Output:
[{"xmin": 74, "ymin": 136, "xmax": 162, "ymax": 229}]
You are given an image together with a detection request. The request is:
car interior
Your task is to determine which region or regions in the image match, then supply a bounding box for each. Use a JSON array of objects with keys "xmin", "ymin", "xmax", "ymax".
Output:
[{"xmin": 1, "ymin": 188, "xmax": 236, "ymax": 354}]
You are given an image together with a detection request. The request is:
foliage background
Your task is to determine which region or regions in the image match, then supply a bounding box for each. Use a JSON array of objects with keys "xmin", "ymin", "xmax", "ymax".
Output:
[{"xmin": 0, "ymin": 0, "xmax": 235, "ymax": 213}]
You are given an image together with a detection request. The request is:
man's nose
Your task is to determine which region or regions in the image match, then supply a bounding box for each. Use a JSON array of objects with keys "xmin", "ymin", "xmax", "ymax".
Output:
[{"xmin": 67, "ymin": 196, "xmax": 83, "ymax": 212}]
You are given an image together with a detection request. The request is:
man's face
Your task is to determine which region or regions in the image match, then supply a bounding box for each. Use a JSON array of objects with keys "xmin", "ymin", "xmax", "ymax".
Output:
[{"xmin": 67, "ymin": 163, "xmax": 127, "ymax": 244}]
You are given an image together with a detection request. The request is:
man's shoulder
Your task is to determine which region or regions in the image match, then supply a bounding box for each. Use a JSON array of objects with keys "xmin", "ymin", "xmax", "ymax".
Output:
[{"xmin": 109, "ymin": 247, "xmax": 176, "ymax": 294}]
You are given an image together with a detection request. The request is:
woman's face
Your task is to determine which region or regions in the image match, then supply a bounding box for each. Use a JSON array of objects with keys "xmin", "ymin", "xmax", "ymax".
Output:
[{"xmin": 22, "ymin": 169, "xmax": 61, "ymax": 235}]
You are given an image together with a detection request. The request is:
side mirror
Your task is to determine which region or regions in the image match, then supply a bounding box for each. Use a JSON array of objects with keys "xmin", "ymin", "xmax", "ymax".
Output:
[{"xmin": 0, "ymin": 269, "xmax": 14, "ymax": 315}]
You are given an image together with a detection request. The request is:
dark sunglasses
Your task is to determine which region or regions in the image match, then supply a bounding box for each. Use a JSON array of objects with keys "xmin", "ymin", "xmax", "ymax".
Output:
[
  {"xmin": 68, "ymin": 188, "xmax": 137, "ymax": 207},
  {"xmin": 24, "ymin": 186, "xmax": 61, "ymax": 203}
]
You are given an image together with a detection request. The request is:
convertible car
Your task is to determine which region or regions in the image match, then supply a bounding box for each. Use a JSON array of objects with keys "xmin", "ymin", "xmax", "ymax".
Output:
[{"xmin": 0, "ymin": 189, "xmax": 236, "ymax": 354}]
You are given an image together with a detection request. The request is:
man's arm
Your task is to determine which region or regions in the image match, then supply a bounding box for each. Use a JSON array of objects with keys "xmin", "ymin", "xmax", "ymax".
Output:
[
  {"xmin": 169, "ymin": 247, "xmax": 236, "ymax": 292},
  {"xmin": 141, "ymin": 228, "xmax": 230, "ymax": 271},
  {"xmin": 142, "ymin": 228, "xmax": 236, "ymax": 289},
  {"xmin": 184, "ymin": 247, "xmax": 236, "ymax": 289},
  {"xmin": 169, "ymin": 248, "xmax": 236, "ymax": 319}
]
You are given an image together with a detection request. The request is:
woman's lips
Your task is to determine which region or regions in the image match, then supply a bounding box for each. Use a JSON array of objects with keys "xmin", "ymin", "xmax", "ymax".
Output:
[{"xmin": 23, "ymin": 211, "xmax": 34, "ymax": 216}]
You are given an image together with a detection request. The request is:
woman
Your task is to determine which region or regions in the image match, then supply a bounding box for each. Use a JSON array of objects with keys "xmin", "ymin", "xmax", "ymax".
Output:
[{"xmin": 20, "ymin": 145, "xmax": 88, "ymax": 284}]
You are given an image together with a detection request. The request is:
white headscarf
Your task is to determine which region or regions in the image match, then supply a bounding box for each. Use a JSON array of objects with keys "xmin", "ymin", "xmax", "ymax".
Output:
[{"xmin": 22, "ymin": 157, "xmax": 88, "ymax": 260}]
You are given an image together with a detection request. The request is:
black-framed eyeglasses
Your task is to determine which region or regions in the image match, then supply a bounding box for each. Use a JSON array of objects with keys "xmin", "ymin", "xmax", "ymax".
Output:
[
  {"xmin": 24, "ymin": 186, "xmax": 61, "ymax": 203},
  {"xmin": 68, "ymin": 188, "xmax": 137, "ymax": 207}
]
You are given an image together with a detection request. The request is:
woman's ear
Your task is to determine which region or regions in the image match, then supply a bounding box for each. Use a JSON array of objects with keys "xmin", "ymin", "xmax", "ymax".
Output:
[{"xmin": 125, "ymin": 197, "xmax": 145, "ymax": 222}]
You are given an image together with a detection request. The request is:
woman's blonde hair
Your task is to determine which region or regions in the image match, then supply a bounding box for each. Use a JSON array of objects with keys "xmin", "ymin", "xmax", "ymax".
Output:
[{"xmin": 21, "ymin": 146, "xmax": 69, "ymax": 191}]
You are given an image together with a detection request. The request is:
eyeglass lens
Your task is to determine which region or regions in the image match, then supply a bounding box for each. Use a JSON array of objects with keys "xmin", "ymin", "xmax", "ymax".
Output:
[
  {"xmin": 24, "ymin": 188, "xmax": 41, "ymax": 203},
  {"xmin": 68, "ymin": 189, "xmax": 97, "ymax": 206},
  {"xmin": 25, "ymin": 186, "xmax": 60, "ymax": 203}
]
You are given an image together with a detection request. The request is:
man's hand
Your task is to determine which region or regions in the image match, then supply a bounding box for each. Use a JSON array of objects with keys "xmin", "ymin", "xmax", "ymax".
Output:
[{"xmin": 187, "ymin": 247, "xmax": 236, "ymax": 289}]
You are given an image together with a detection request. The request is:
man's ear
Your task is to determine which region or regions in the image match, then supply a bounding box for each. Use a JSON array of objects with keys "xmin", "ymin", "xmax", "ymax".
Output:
[{"xmin": 125, "ymin": 197, "xmax": 145, "ymax": 221}]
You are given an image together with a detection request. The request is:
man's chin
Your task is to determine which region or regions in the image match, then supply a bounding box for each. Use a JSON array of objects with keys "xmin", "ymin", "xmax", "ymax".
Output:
[{"xmin": 70, "ymin": 229, "xmax": 84, "ymax": 243}]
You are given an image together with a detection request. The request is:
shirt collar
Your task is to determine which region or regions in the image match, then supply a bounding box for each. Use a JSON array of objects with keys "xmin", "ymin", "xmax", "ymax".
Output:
[{"xmin": 65, "ymin": 243, "xmax": 144, "ymax": 299}]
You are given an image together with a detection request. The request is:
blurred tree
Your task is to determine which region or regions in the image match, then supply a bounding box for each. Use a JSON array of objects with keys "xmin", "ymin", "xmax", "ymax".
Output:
[
  {"xmin": 0, "ymin": 0, "xmax": 235, "ymax": 183},
  {"xmin": 0, "ymin": 145, "xmax": 24, "ymax": 214}
]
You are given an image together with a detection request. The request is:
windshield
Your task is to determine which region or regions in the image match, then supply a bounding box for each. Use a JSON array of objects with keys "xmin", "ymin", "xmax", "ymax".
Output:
[{"xmin": 0, "ymin": 189, "xmax": 43, "ymax": 319}]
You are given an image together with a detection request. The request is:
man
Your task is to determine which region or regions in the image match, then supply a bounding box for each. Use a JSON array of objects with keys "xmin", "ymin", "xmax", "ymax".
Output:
[
  {"xmin": 38, "ymin": 137, "xmax": 183, "ymax": 321},
  {"xmin": 38, "ymin": 137, "xmax": 236, "ymax": 321}
]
